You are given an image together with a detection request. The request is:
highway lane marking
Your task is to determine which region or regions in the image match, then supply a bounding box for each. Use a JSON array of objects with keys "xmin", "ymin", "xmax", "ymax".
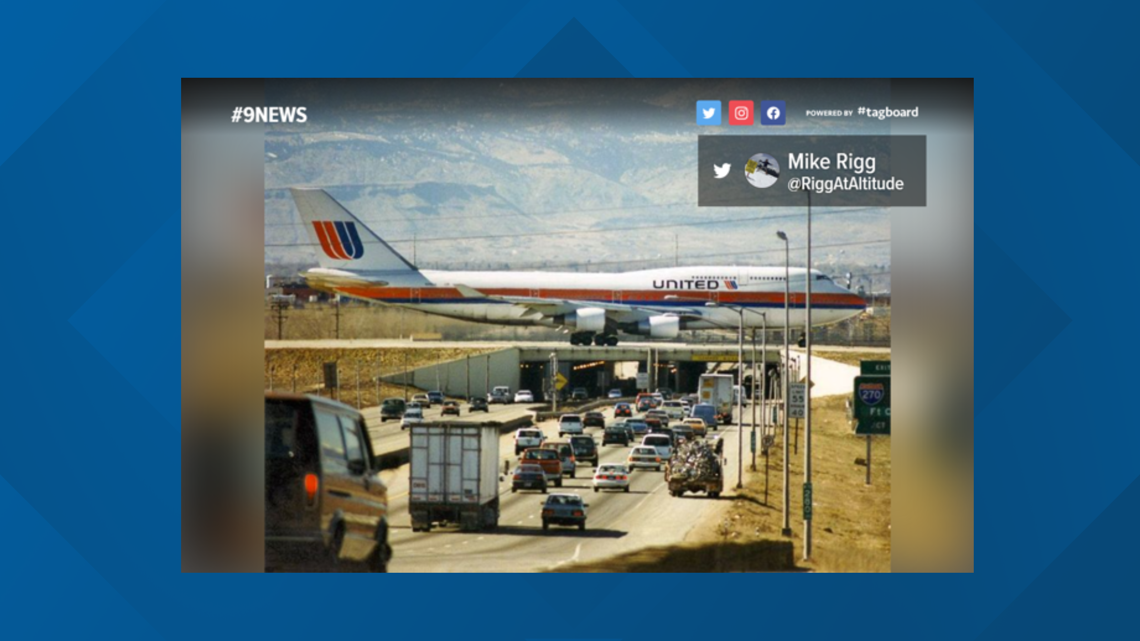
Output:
[{"xmin": 553, "ymin": 542, "xmax": 584, "ymax": 568}]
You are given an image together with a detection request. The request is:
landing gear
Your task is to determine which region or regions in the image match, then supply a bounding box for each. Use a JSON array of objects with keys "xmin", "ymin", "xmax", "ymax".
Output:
[
  {"xmin": 570, "ymin": 332, "xmax": 594, "ymax": 346},
  {"xmin": 570, "ymin": 332, "xmax": 618, "ymax": 346}
]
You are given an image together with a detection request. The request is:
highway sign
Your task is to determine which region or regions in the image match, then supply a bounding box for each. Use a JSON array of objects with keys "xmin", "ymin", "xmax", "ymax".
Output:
[
  {"xmin": 860, "ymin": 360, "xmax": 891, "ymax": 376},
  {"xmin": 788, "ymin": 382, "xmax": 806, "ymax": 418},
  {"xmin": 554, "ymin": 372, "xmax": 569, "ymax": 390},
  {"xmin": 750, "ymin": 430, "xmax": 756, "ymax": 453},
  {"xmin": 853, "ymin": 375, "xmax": 891, "ymax": 435},
  {"xmin": 636, "ymin": 372, "xmax": 649, "ymax": 390}
]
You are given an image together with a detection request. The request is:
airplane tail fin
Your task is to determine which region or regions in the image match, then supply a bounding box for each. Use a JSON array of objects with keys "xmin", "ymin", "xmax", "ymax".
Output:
[{"xmin": 290, "ymin": 188, "xmax": 421, "ymax": 274}]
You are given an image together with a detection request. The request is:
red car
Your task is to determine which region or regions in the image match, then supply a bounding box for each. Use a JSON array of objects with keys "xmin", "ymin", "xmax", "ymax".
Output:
[
  {"xmin": 614, "ymin": 402, "xmax": 632, "ymax": 418},
  {"xmin": 441, "ymin": 400, "xmax": 460, "ymax": 416}
]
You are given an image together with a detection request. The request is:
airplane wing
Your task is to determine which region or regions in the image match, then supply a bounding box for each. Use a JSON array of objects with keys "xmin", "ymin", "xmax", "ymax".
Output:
[{"xmin": 454, "ymin": 285, "xmax": 714, "ymax": 321}]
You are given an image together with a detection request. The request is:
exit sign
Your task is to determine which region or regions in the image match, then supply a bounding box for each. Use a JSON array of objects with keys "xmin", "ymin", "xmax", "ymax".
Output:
[{"xmin": 860, "ymin": 360, "xmax": 891, "ymax": 376}]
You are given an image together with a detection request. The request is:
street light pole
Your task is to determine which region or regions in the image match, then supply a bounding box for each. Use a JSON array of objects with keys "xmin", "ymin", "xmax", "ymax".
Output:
[
  {"xmin": 777, "ymin": 230, "xmax": 792, "ymax": 538},
  {"xmin": 735, "ymin": 305, "xmax": 744, "ymax": 490},
  {"xmin": 804, "ymin": 190, "xmax": 813, "ymax": 561},
  {"xmin": 751, "ymin": 328, "xmax": 757, "ymax": 472}
]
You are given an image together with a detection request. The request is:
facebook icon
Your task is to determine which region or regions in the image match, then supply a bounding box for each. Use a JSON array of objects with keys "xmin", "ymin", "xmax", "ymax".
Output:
[{"xmin": 760, "ymin": 100, "xmax": 786, "ymax": 126}]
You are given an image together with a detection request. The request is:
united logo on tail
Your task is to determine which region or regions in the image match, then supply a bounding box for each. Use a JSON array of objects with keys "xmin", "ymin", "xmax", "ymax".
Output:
[{"xmin": 312, "ymin": 221, "xmax": 364, "ymax": 260}]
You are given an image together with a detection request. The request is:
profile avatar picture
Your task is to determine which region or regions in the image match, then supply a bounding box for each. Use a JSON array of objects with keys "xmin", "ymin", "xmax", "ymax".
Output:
[{"xmin": 745, "ymin": 153, "xmax": 780, "ymax": 188}]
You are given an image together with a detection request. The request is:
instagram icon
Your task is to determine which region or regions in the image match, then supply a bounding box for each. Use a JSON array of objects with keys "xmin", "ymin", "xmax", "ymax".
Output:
[{"xmin": 728, "ymin": 100, "xmax": 753, "ymax": 125}]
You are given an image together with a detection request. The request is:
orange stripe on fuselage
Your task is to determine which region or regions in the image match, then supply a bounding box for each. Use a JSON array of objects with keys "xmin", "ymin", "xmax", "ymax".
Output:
[{"xmin": 335, "ymin": 286, "xmax": 864, "ymax": 307}]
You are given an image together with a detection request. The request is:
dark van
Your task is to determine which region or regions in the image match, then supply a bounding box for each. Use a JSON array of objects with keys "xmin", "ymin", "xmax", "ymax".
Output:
[{"xmin": 265, "ymin": 392, "xmax": 391, "ymax": 572}]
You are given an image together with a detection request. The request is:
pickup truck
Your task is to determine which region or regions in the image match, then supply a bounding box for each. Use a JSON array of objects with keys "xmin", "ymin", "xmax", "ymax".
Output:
[
  {"xmin": 488, "ymin": 386, "xmax": 512, "ymax": 404},
  {"xmin": 520, "ymin": 448, "xmax": 563, "ymax": 487},
  {"xmin": 513, "ymin": 427, "xmax": 546, "ymax": 455}
]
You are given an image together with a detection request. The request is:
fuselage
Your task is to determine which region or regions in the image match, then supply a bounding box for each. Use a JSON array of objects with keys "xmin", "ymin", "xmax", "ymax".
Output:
[{"xmin": 309, "ymin": 265, "xmax": 866, "ymax": 332}]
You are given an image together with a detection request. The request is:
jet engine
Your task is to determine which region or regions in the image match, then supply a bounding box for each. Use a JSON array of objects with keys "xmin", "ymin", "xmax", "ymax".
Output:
[
  {"xmin": 637, "ymin": 315, "xmax": 680, "ymax": 339},
  {"xmin": 561, "ymin": 307, "xmax": 607, "ymax": 332}
]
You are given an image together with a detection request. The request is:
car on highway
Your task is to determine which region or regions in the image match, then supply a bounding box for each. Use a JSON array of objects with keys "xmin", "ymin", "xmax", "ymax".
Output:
[
  {"xmin": 614, "ymin": 402, "xmax": 632, "ymax": 418},
  {"xmin": 628, "ymin": 445, "xmax": 663, "ymax": 471},
  {"xmin": 583, "ymin": 411, "xmax": 606, "ymax": 428},
  {"xmin": 643, "ymin": 415, "xmax": 663, "ymax": 431},
  {"xmin": 571, "ymin": 387, "xmax": 589, "ymax": 401},
  {"xmin": 427, "ymin": 390, "xmax": 445, "ymax": 406},
  {"xmin": 400, "ymin": 406, "xmax": 425, "ymax": 430},
  {"xmin": 514, "ymin": 389, "xmax": 535, "ymax": 403},
  {"xmin": 520, "ymin": 448, "xmax": 563, "ymax": 486},
  {"xmin": 671, "ymin": 423, "xmax": 695, "ymax": 443},
  {"xmin": 646, "ymin": 409, "xmax": 670, "ymax": 426},
  {"xmin": 626, "ymin": 418, "xmax": 649, "ymax": 436},
  {"xmin": 511, "ymin": 464, "xmax": 548, "ymax": 493},
  {"xmin": 265, "ymin": 392, "xmax": 391, "ymax": 572},
  {"xmin": 593, "ymin": 463, "xmax": 631, "ymax": 493},
  {"xmin": 641, "ymin": 433, "xmax": 674, "ymax": 459},
  {"xmin": 441, "ymin": 400, "xmax": 460, "ymax": 416},
  {"xmin": 488, "ymin": 386, "xmax": 512, "ymax": 404},
  {"xmin": 545, "ymin": 442, "xmax": 578, "ymax": 478},
  {"xmin": 603, "ymin": 423, "xmax": 632, "ymax": 446},
  {"xmin": 662, "ymin": 400, "xmax": 686, "ymax": 420},
  {"xmin": 558, "ymin": 413, "xmax": 584, "ymax": 437},
  {"xmin": 469, "ymin": 397, "xmax": 489, "ymax": 412},
  {"xmin": 607, "ymin": 389, "xmax": 623, "ymax": 399},
  {"xmin": 690, "ymin": 403, "xmax": 719, "ymax": 430},
  {"xmin": 655, "ymin": 388, "xmax": 674, "ymax": 400},
  {"xmin": 541, "ymin": 493, "xmax": 588, "ymax": 531},
  {"xmin": 682, "ymin": 417, "xmax": 709, "ymax": 437},
  {"xmin": 380, "ymin": 397, "xmax": 407, "ymax": 422},
  {"xmin": 412, "ymin": 393, "xmax": 431, "ymax": 408},
  {"xmin": 569, "ymin": 435, "xmax": 599, "ymax": 466},
  {"xmin": 514, "ymin": 427, "xmax": 547, "ymax": 455}
]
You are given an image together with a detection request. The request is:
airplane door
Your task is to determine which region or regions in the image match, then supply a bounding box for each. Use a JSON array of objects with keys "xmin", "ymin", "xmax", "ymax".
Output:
[
  {"xmin": 409, "ymin": 287, "xmax": 421, "ymax": 303},
  {"xmin": 528, "ymin": 288, "xmax": 540, "ymax": 298}
]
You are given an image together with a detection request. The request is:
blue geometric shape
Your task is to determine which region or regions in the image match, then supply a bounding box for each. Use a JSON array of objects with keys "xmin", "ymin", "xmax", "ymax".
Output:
[
  {"xmin": 973, "ymin": 0, "xmax": 1140, "ymax": 168},
  {"xmin": 977, "ymin": 470, "xmax": 1140, "ymax": 639},
  {"xmin": 0, "ymin": 473, "xmax": 158, "ymax": 639},
  {"xmin": 69, "ymin": 213, "xmax": 181, "ymax": 427},
  {"xmin": 517, "ymin": 18, "xmax": 632, "ymax": 77},
  {"xmin": 0, "ymin": 0, "xmax": 165, "ymax": 169},
  {"xmin": 975, "ymin": 228, "xmax": 1070, "ymax": 410}
]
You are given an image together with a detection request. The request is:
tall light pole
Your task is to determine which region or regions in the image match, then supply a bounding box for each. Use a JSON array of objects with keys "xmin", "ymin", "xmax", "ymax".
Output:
[
  {"xmin": 704, "ymin": 302, "xmax": 745, "ymax": 490},
  {"xmin": 804, "ymin": 190, "xmax": 814, "ymax": 561},
  {"xmin": 777, "ymin": 230, "xmax": 792, "ymax": 538}
]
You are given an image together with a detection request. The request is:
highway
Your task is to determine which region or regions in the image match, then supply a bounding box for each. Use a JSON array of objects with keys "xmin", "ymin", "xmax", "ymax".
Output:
[{"xmin": 365, "ymin": 402, "xmax": 741, "ymax": 573}]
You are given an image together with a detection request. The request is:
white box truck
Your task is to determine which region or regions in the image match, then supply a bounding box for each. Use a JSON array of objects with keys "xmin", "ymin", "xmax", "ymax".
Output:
[
  {"xmin": 409, "ymin": 423, "xmax": 501, "ymax": 532},
  {"xmin": 698, "ymin": 373, "xmax": 735, "ymax": 425}
]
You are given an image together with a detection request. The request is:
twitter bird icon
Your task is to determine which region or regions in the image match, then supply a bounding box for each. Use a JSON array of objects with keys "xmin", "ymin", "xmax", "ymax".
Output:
[
  {"xmin": 696, "ymin": 100, "xmax": 721, "ymax": 125},
  {"xmin": 713, "ymin": 163, "xmax": 731, "ymax": 179}
]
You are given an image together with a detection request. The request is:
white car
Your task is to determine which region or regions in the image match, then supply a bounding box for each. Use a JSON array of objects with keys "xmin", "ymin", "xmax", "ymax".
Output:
[
  {"xmin": 628, "ymin": 446, "xmax": 663, "ymax": 471},
  {"xmin": 593, "ymin": 463, "xmax": 631, "ymax": 493},
  {"xmin": 513, "ymin": 427, "xmax": 546, "ymax": 455},
  {"xmin": 662, "ymin": 400, "xmax": 685, "ymax": 420},
  {"xmin": 400, "ymin": 406, "xmax": 424, "ymax": 430},
  {"xmin": 557, "ymin": 414, "xmax": 584, "ymax": 437},
  {"xmin": 607, "ymin": 389, "xmax": 623, "ymax": 399},
  {"xmin": 641, "ymin": 433, "xmax": 673, "ymax": 459},
  {"xmin": 514, "ymin": 390, "xmax": 535, "ymax": 403},
  {"xmin": 412, "ymin": 393, "xmax": 431, "ymax": 408}
]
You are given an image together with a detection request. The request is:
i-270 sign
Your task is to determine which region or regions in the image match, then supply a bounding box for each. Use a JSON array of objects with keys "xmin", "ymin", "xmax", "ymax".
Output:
[{"xmin": 853, "ymin": 374, "xmax": 891, "ymax": 435}]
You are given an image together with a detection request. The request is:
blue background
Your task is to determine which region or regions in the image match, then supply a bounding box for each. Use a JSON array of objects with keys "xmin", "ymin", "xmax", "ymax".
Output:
[{"xmin": 2, "ymin": 0, "xmax": 1137, "ymax": 639}]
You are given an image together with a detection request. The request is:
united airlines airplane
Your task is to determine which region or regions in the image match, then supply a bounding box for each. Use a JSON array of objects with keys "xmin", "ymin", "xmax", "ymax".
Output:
[{"xmin": 289, "ymin": 188, "xmax": 866, "ymax": 346}]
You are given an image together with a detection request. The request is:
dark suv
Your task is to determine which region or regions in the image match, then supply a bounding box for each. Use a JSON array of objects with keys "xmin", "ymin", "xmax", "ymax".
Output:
[
  {"xmin": 569, "ymin": 435, "xmax": 599, "ymax": 467},
  {"xmin": 265, "ymin": 392, "xmax": 391, "ymax": 572}
]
